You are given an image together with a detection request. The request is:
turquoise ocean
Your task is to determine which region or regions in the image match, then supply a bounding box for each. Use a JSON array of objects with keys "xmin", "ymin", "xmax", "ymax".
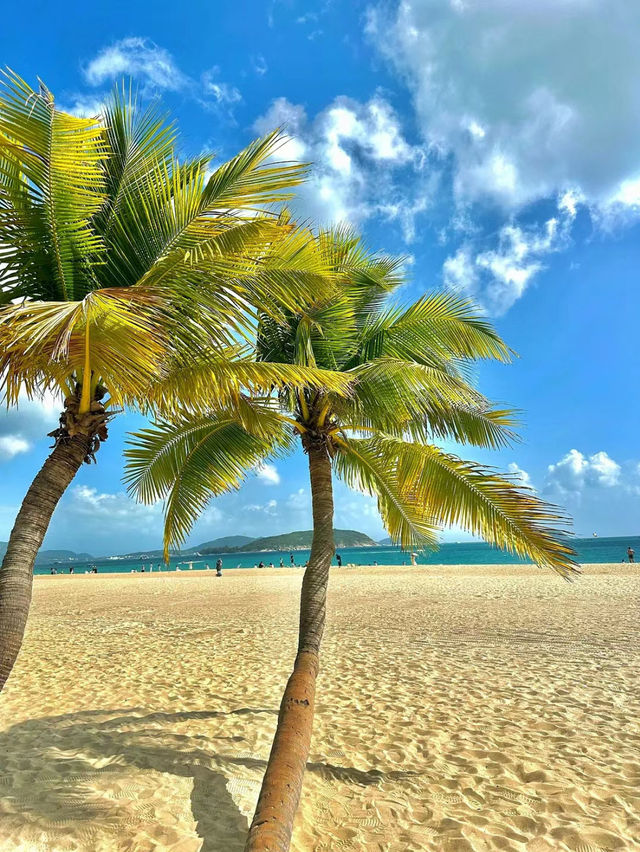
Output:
[{"xmin": 34, "ymin": 535, "xmax": 640, "ymax": 575}]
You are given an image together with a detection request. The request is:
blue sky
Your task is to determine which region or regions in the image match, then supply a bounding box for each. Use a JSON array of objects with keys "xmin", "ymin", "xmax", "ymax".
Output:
[{"xmin": 1, "ymin": 0, "xmax": 640, "ymax": 555}]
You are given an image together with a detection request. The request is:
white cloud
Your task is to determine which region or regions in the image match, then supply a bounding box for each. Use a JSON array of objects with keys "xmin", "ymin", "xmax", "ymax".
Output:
[
  {"xmin": 545, "ymin": 449, "xmax": 622, "ymax": 497},
  {"xmin": 59, "ymin": 94, "xmax": 108, "ymax": 118},
  {"xmin": 201, "ymin": 69, "xmax": 242, "ymax": 106},
  {"xmin": 244, "ymin": 498, "xmax": 278, "ymax": 515},
  {"xmin": 507, "ymin": 462, "xmax": 533, "ymax": 489},
  {"xmin": 0, "ymin": 436, "xmax": 30, "ymax": 460},
  {"xmin": 83, "ymin": 38, "xmax": 241, "ymax": 115},
  {"xmin": 368, "ymin": 1, "xmax": 640, "ymax": 215},
  {"xmin": 252, "ymin": 55, "xmax": 268, "ymax": 76},
  {"xmin": 255, "ymin": 463, "xmax": 280, "ymax": 486},
  {"xmin": 0, "ymin": 392, "xmax": 61, "ymax": 463},
  {"xmin": 70, "ymin": 485, "xmax": 163, "ymax": 525},
  {"xmin": 253, "ymin": 95, "xmax": 430, "ymax": 239},
  {"xmin": 84, "ymin": 37, "xmax": 188, "ymax": 90},
  {"xmin": 443, "ymin": 195, "xmax": 577, "ymax": 313}
]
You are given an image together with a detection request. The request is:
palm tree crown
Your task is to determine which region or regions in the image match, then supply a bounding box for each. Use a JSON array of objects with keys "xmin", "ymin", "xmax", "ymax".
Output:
[
  {"xmin": 126, "ymin": 228, "xmax": 577, "ymax": 578},
  {"xmin": 0, "ymin": 71, "xmax": 340, "ymax": 417}
]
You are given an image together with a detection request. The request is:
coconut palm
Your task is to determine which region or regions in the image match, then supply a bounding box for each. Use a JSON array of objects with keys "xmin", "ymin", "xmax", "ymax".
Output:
[
  {"xmin": 0, "ymin": 72, "xmax": 350, "ymax": 692},
  {"xmin": 125, "ymin": 229, "xmax": 577, "ymax": 851}
]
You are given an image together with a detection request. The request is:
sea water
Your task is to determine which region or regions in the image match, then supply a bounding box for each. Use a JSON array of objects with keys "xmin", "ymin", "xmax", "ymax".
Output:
[{"xmin": 34, "ymin": 535, "xmax": 640, "ymax": 575}]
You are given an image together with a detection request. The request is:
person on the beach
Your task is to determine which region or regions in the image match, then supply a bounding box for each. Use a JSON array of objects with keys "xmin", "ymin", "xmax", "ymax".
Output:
[
  {"xmin": 215, "ymin": 558, "xmax": 223, "ymax": 576},
  {"xmin": 280, "ymin": 558, "xmax": 284, "ymax": 567},
  {"xmin": 410, "ymin": 552, "xmax": 418, "ymax": 566},
  {"xmin": 336, "ymin": 553, "xmax": 342, "ymax": 567},
  {"xmin": 50, "ymin": 567, "xmax": 56, "ymax": 575},
  {"xmin": 290, "ymin": 553, "xmax": 295, "ymax": 565},
  {"xmin": 69, "ymin": 566, "xmax": 74, "ymax": 574},
  {"xmin": 628, "ymin": 546, "xmax": 635, "ymax": 563},
  {"xmin": 258, "ymin": 560, "xmax": 265, "ymax": 569}
]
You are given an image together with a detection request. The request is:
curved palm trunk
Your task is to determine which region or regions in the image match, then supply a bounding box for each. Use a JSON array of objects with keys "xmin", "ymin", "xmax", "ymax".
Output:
[
  {"xmin": 0, "ymin": 432, "xmax": 92, "ymax": 692},
  {"xmin": 245, "ymin": 437, "xmax": 334, "ymax": 852}
]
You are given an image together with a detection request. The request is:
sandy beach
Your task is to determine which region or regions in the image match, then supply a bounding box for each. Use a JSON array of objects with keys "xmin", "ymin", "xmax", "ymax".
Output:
[{"xmin": 0, "ymin": 563, "xmax": 638, "ymax": 851}]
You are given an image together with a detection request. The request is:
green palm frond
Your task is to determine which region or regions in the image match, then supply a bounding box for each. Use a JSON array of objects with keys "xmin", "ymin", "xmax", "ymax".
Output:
[
  {"xmin": 345, "ymin": 292, "xmax": 513, "ymax": 369},
  {"xmin": 125, "ymin": 408, "xmax": 291, "ymax": 558},
  {"xmin": 0, "ymin": 289, "xmax": 168, "ymax": 407},
  {"xmin": 333, "ymin": 435, "xmax": 440, "ymax": 550},
  {"xmin": 363, "ymin": 435, "xmax": 577, "ymax": 577},
  {"xmin": 334, "ymin": 358, "xmax": 518, "ymax": 448},
  {"xmin": 0, "ymin": 69, "xmax": 107, "ymax": 302},
  {"xmin": 150, "ymin": 349, "xmax": 353, "ymax": 417}
]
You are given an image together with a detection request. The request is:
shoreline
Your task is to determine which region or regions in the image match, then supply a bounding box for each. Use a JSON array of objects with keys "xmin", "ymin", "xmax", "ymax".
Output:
[{"xmin": 33, "ymin": 561, "xmax": 638, "ymax": 580}]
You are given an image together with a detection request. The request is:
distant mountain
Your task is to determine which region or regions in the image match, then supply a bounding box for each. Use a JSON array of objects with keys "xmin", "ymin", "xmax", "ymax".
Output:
[
  {"xmin": 118, "ymin": 549, "xmax": 178, "ymax": 560},
  {"xmin": 0, "ymin": 542, "xmax": 93, "ymax": 565},
  {"xmin": 189, "ymin": 535, "xmax": 254, "ymax": 554},
  {"xmin": 237, "ymin": 529, "xmax": 377, "ymax": 552},
  {"xmin": 378, "ymin": 537, "xmax": 392, "ymax": 545}
]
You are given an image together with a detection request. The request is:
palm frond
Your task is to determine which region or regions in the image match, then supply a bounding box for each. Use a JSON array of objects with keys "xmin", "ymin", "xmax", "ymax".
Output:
[
  {"xmin": 0, "ymin": 289, "xmax": 168, "ymax": 407},
  {"xmin": 333, "ymin": 436, "xmax": 440, "ymax": 551},
  {"xmin": 367, "ymin": 435, "xmax": 578, "ymax": 577},
  {"xmin": 345, "ymin": 291, "xmax": 513, "ymax": 369},
  {"xmin": 125, "ymin": 408, "xmax": 291, "ymax": 558},
  {"xmin": 0, "ymin": 70, "xmax": 107, "ymax": 301}
]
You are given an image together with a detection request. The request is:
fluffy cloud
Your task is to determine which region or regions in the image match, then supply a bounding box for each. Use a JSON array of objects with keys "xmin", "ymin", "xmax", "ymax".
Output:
[
  {"xmin": 69, "ymin": 485, "xmax": 163, "ymax": 525},
  {"xmin": 244, "ymin": 498, "xmax": 278, "ymax": 515},
  {"xmin": 255, "ymin": 463, "xmax": 280, "ymax": 486},
  {"xmin": 368, "ymin": 1, "xmax": 640, "ymax": 214},
  {"xmin": 81, "ymin": 38, "xmax": 241, "ymax": 115},
  {"xmin": 0, "ymin": 393, "xmax": 61, "ymax": 462},
  {"xmin": 84, "ymin": 37, "xmax": 187, "ymax": 90},
  {"xmin": 253, "ymin": 95, "xmax": 430, "ymax": 238},
  {"xmin": 507, "ymin": 462, "xmax": 533, "ymax": 489},
  {"xmin": 545, "ymin": 449, "xmax": 622, "ymax": 497},
  {"xmin": 443, "ymin": 192, "xmax": 578, "ymax": 313},
  {"xmin": 201, "ymin": 69, "xmax": 242, "ymax": 107}
]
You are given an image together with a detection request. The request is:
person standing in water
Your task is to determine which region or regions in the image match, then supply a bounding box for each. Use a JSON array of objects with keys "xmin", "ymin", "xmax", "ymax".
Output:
[{"xmin": 628, "ymin": 546, "xmax": 635, "ymax": 563}]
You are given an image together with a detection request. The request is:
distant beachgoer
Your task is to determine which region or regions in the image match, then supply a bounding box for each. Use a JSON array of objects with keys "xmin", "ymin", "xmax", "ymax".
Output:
[
  {"xmin": 280, "ymin": 558, "xmax": 284, "ymax": 567},
  {"xmin": 410, "ymin": 552, "xmax": 418, "ymax": 566},
  {"xmin": 336, "ymin": 554, "xmax": 342, "ymax": 567},
  {"xmin": 269, "ymin": 562, "xmax": 274, "ymax": 568},
  {"xmin": 373, "ymin": 561, "xmax": 378, "ymax": 566},
  {"xmin": 50, "ymin": 567, "xmax": 56, "ymax": 575},
  {"xmin": 258, "ymin": 561, "xmax": 265, "ymax": 569},
  {"xmin": 205, "ymin": 563, "xmax": 210, "ymax": 571},
  {"xmin": 628, "ymin": 546, "xmax": 635, "ymax": 563},
  {"xmin": 69, "ymin": 566, "xmax": 74, "ymax": 574},
  {"xmin": 216, "ymin": 559, "xmax": 223, "ymax": 576},
  {"xmin": 290, "ymin": 553, "xmax": 295, "ymax": 565}
]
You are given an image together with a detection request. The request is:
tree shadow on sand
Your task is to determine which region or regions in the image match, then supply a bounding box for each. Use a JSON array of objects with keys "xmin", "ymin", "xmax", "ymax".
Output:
[{"xmin": 0, "ymin": 707, "xmax": 423, "ymax": 851}]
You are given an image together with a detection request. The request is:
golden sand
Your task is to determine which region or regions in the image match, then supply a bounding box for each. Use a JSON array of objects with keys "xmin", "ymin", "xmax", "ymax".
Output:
[{"xmin": 0, "ymin": 563, "xmax": 638, "ymax": 851}]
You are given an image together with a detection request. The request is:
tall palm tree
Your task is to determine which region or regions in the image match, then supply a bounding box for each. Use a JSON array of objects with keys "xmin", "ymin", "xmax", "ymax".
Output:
[
  {"xmin": 125, "ymin": 229, "xmax": 577, "ymax": 851},
  {"xmin": 0, "ymin": 72, "xmax": 348, "ymax": 693}
]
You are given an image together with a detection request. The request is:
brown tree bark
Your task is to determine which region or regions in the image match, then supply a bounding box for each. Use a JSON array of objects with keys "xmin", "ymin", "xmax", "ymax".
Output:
[
  {"xmin": 245, "ymin": 436, "xmax": 335, "ymax": 852},
  {"xmin": 0, "ymin": 432, "xmax": 91, "ymax": 692}
]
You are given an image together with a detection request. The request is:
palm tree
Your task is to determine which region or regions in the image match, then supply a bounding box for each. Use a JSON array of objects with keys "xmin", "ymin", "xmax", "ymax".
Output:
[
  {"xmin": 125, "ymin": 229, "xmax": 577, "ymax": 851},
  {"xmin": 0, "ymin": 72, "xmax": 348, "ymax": 693}
]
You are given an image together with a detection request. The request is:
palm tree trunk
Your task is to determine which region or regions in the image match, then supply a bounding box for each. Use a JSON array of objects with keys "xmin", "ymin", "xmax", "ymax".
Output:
[
  {"xmin": 0, "ymin": 432, "xmax": 91, "ymax": 692},
  {"xmin": 245, "ymin": 437, "xmax": 335, "ymax": 852}
]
